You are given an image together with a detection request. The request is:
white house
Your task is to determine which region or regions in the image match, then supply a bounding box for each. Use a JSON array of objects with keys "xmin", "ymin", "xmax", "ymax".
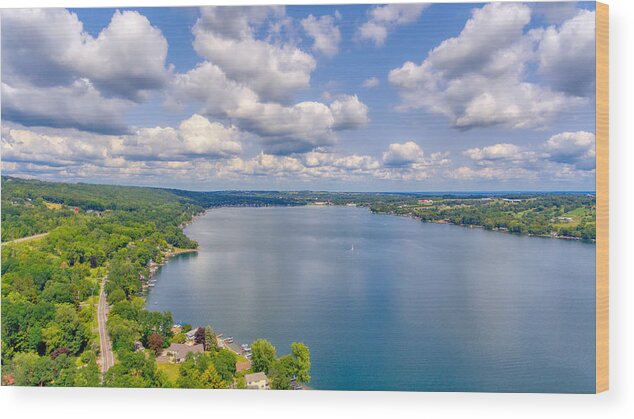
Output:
[{"xmin": 245, "ymin": 372, "xmax": 269, "ymax": 390}]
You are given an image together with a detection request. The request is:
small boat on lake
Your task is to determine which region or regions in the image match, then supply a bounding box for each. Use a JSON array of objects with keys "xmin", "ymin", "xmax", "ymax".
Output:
[{"xmin": 224, "ymin": 337, "xmax": 234, "ymax": 343}]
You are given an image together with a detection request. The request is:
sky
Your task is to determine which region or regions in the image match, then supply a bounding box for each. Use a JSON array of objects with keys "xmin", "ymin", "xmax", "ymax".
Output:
[{"xmin": 0, "ymin": 2, "xmax": 597, "ymax": 192}]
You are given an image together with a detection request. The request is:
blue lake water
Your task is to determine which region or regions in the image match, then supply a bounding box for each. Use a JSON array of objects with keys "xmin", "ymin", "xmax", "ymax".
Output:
[{"xmin": 146, "ymin": 206, "xmax": 596, "ymax": 392}]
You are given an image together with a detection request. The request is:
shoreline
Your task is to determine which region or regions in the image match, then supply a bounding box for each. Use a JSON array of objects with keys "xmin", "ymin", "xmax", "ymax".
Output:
[
  {"xmin": 192, "ymin": 203, "xmax": 595, "ymax": 243},
  {"xmin": 369, "ymin": 209, "xmax": 596, "ymax": 243}
]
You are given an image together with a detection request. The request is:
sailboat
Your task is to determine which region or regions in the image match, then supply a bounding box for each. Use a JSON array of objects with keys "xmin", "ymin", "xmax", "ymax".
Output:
[{"xmin": 350, "ymin": 243, "xmax": 354, "ymax": 252}]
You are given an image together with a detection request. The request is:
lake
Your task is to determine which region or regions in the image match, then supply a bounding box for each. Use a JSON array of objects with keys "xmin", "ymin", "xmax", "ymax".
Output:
[{"xmin": 146, "ymin": 206, "xmax": 596, "ymax": 392}]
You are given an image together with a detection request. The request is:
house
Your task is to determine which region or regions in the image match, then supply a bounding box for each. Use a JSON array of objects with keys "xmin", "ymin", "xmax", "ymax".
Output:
[
  {"xmin": 418, "ymin": 199, "xmax": 434, "ymax": 205},
  {"xmin": 245, "ymin": 372, "xmax": 269, "ymax": 390},
  {"xmin": 165, "ymin": 343, "xmax": 205, "ymax": 363},
  {"xmin": 185, "ymin": 329, "xmax": 198, "ymax": 341},
  {"xmin": 236, "ymin": 360, "xmax": 252, "ymax": 373}
]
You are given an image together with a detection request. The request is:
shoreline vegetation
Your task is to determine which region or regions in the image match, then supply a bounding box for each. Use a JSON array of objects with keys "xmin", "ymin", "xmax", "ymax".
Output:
[
  {"xmin": 1, "ymin": 176, "xmax": 595, "ymax": 388},
  {"xmin": 1, "ymin": 176, "xmax": 310, "ymax": 389}
]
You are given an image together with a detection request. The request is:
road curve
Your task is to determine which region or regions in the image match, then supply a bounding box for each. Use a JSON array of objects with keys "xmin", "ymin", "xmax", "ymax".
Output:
[
  {"xmin": 97, "ymin": 276, "xmax": 115, "ymax": 380},
  {"xmin": 1, "ymin": 232, "xmax": 49, "ymax": 246}
]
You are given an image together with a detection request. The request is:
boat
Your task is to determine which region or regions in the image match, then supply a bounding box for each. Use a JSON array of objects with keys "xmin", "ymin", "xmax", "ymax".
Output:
[
  {"xmin": 224, "ymin": 337, "xmax": 234, "ymax": 343},
  {"xmin": 350, "ymin": 243, "xmax": 354, "ymax": 251}
]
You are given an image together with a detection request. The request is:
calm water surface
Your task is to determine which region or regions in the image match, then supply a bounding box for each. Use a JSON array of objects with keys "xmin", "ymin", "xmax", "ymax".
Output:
[{"xmin": 147, "ymin": 206, "xmax": 595, "ymax": 392}]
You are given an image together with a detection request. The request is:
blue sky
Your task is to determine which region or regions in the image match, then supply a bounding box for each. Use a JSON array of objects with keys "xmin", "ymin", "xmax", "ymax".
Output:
[{"xmin": 1, "ymin": 2, "xmax": 597, "ymax": 191}]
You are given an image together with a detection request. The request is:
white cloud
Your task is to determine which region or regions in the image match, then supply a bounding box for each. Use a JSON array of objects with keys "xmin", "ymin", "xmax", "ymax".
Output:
[
  {"xmin": 1, "ymin": 8, "xmax": 171, "ymax": 133},
  {"xmin": 1, "ymin": 115, "xmax": 243, "ymax": 169},
  {"xmin": 537, "ymin": 10, "xmax": 596, "ymax": 96},
  {"xmin": 1, "ymin": 9, "xmax": 169, "ymax": 102},
  {"xmin": 358, "ymin": 4, "xmax": 429, "ymax": 46},
  {"xmin": 458, "ymin": 131, "xmax": 596, "ymax": 180},
  {"xmin": 463, "ymin": 143, "xmax": 523, "ymax": 162},
  {"xmin": 192, "ymin": 6, "xmax": 315, "ymax": 102},
  {"xmin": 362, "ymin": 77, "xmax": 380, "ymax": 88},
  {"xmin": 382, "ymin": 141, "xmax": 425, "ymax": 167},
  {"xmin": 169, "ymin": 62, "xmax": 368, "ymax": 154},
  {"xmin": 543, "ymin": 131, "xmax": 595, "ymax": 170},
  {"xmin": 1, "ymin": 80, "xmax": 131, "ymax": 135},
  {"xmin": 301, "ymin": 14, "xmax": 342, "ymax": 57},
  {"xmin": 388, "ymin": 3, "xmax": 586, "ymax": 130},
  {"xmin": 329, "ymin": 95, "xmax": 369, "ymax": 130}
]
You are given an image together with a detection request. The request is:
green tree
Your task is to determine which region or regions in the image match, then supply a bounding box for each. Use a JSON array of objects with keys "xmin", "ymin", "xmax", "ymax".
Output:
[
  {"xmin": 270, "ymin": 355, "xmax": 295, "ymax": 390},
  {"xmin": 291, "ymin": 342, "xmax": 311, "ymax": 384},
  {"xmin": 251, "ymin": 339, "xmax": 276, "ymax": 375},
  {"xmin": 213, "ymin": 349, "xmax": 237, "ymax": 382},
  {"xmin": 204, "ymin": 325, "xmax": 217, "ymax": 351},
  {"xmin": 200, "ymin": 363, "xmax": 225, "ymax": 389}
]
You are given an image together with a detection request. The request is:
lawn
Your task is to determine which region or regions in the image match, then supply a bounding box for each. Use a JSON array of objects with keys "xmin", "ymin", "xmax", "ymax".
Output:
[{"xmin": 157, "ymin": 362, "xmax": 180, "ymax": 384}]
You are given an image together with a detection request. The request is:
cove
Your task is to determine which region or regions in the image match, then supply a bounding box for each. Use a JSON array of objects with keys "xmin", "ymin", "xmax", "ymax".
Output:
[{"xmin": 146, "ymin": 206, "xmax": 596, "ymax": 392}]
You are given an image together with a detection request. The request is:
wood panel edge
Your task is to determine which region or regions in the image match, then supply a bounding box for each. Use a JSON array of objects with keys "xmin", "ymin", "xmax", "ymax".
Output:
[{"xmin": 595, "ymin": 0, "xmax": 609, "ymax": 394}]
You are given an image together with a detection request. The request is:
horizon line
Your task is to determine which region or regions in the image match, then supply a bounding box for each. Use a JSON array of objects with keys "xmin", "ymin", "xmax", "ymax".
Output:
[{"xmin": 2, "ymin": 175, "xmax": 596, "ymax": 195}]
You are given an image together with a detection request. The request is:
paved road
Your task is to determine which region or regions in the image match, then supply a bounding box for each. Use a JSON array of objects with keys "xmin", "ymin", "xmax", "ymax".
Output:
[
  {"xmin": 97, "ymin": 276, "xmax": 114, "ymax": 379},
  {"xmin": 1, "ymin": 232, "xmax": 49, "ymax": 246}
]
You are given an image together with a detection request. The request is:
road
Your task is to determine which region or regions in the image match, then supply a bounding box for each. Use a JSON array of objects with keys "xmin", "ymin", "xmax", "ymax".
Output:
[
  {"xmin": 1, "ymin": 232, "xmax": 49, "ymax": 246},
  {"xmin": 97, "ymin": 276, "xmax": 114, "ymax": 379}
]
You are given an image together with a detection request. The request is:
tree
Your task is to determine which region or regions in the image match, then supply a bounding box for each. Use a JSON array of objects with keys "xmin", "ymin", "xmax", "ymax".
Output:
[
  {"xmin": 108, "ymin": 288, "xmax": 126, "ymax": 304},
  {"xmin": 204, "ymin": 325, "xmax": 217, "ymax": 351},
  {"xmin": 291, "ymin": 342, "xmax": 311, "ymax": 384},
  {"xmin": 194, "ymin": 327, "xmax": 205, "ymax": 346},
  {"xmin": 104, "ymin": 351, "xmax": 168, "ymax": 388},
  {"xmin": 171, "ymin": 333, "xmax": 186, "ymax": 344},
  {"xmin": 251, "ymin": 339, "xmax": 276, "ymax": 375},
  {"xmin": 214, "ymin": 349, "xmax": 237, "ymax": 382},
  {"xmin": 11, "ymin": 352, "xmax": 55, "ymax": 386},
  {"xmin": 270, "ymin": 355, "xmax": 295, "ymax": 390},
  {"xmin": 75, "ymin": 351, "xmax": 100, "ymax": 387},
  {"xmin": 147, "ymin": 333, "xmax": 164, "ymax": 354},
  {"xmin": 200, "ymin": 363, "xmax": 225, "ymax": 389}
]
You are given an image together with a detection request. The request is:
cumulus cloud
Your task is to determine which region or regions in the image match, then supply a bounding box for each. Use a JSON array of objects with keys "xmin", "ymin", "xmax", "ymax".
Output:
[
  {"xmin": 543, "ymin": 131, "xmax": 595, "ymax": 170},
  {"xmin": 463, "ymin": 143, "xmax": 523, "ymax": 162},
  {"xmin": 537, "ymin": 10, "xmax": 596, "ymax": 97},
  {"xmin": 169, "ymin": 62, "xmax": 368, "ymax": 154},
  {"xmin": 1, "ymin": 115, "xmax": 243, "ymax": 170},
  {"xmin": 382, "ymin": 141, "xmax": 425, "ymax": 167},
  {"xmin": 358, "ymin": 4, "xmax": 429, "ymax": 46},
  {"xmin": 192, "ymin": 6, "xmax": 315, "ymax": 103},
  {"xmin": 301, "ymin": 14, "xmax": 342, "ymax": 57},
  {"xmin": 459, "ymin": 131, "xmax": 596, "ymax": 180},
  {"xmin": 329, "ymin": 95, "xmax": 370, "ymax": 130},
  {"xmin": 1, "ymin": 80, "xmax": 131, "ymax": 135},
  {"xmin": 1, "ymin": 8, "xmax": 171, "ymax": 133},
  {"xmin": 388, "ymin": 3, "xmax": 587, "ymax": 130}
]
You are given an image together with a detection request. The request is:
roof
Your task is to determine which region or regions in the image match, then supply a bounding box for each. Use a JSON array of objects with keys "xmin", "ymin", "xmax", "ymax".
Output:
[
  {"xmin": 167, "ymin": 343, "xmax": 204, "ymax": 358},
  {"xmin": 236, "ymin": 360, "xmax": 252, "ymax": 373},
  {"xmin": 245, "ymin": 372, "xmax": 268, "ymax": 383}
]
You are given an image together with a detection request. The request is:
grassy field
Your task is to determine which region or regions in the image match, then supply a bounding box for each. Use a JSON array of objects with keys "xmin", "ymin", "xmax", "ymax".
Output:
[{"xmin": 157, "ymin": 362, "xmax": 180, "ymax": 384}]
